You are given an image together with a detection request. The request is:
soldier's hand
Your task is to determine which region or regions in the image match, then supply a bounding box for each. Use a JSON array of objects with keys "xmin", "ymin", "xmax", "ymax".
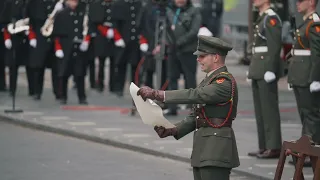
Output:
[
  {"xmin": 137, "ymin": 86, "xmax": 165, "ymax": 102},
  {"xmin": 154, "ymin": 126, "xmax": 177, "ymax": 138}
]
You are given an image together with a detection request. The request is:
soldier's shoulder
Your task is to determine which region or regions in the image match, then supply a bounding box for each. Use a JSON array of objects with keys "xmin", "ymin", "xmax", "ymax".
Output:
[
  {"xmin": 265, "ymin": 9, "xmax": 278, "ymax": 17},
  {"xmin": 210, "ymin": 72, "xmax": 234, "ymax": 85}
]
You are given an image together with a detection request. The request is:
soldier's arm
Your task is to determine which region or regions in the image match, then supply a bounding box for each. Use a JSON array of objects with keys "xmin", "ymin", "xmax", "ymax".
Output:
[
  {"xmin": 52, "ymin": 10, "xmax": 67, "ymax": 37},
  {"xmin": 173, "ymin": 112, "xmax": 196, "ymax": 140},
  {"xmin": 165, "ymin": 76, "xmax": 232, "ymax": 104},
  {"xmin": 308, "ymin": 22, "xmax": 320, "ymax": 82},
  {"xmin": 265, "ymin": 15, "xmax": 282, "ymax": 73}
]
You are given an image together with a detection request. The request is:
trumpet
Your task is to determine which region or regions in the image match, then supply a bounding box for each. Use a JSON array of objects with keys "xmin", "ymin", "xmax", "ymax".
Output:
[
  {"xmin": 41, "ymin": 0, "xmax": 64, "ymax": 37},
  {"xmin": 7, "ymin": 18, "xmax": 30, "ymax": 34}
]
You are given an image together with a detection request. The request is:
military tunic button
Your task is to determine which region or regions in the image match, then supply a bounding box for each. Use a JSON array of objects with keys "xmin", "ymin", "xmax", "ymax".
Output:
[
  {"xmin": 254, "ymin": 34, "xmax": 257, "ymax": 37},
  {"xmin": 131, "ymin": 14, "xmax": 135, "ymax": 17},
  {"xmin": 74, "ymin": 28, "xmax": 78, "ymax": 32},
  {"xmin": 296, "ymin": 29, "xmax": 299, "ymax": 32},
  {"xmin": 130, "ymin": 6, "xmax": 134, "ymax": 10},
  {"xmin": 255, "ymin": 25, "xmax": 258, "ymax": 28},
  {"xmin": 47, "ymin": 6, "xmax": 51, "ymax": 9},
  {"xmin": 196, "ymin": 116, "xmax": 199, "ymax": 119},
  {"xmin": 107, "ymin": 17, "xmax": 111, "ymax": 20},
  {"xmin": 47, "ymin": 38, "xmax": 51, "ymax": 42},
  {"xmin": 107, "ymin": 9, "xmax": 111, "ymax": 13},
  {"xmin": 214, "ymin": 133, "xmax": 217, "ymax": 135},
  {"xmin": 74, "ymin": 20, "xmax": 78, "ymax": 24},
  {"xmin": 131, "ymin": 28, "xmax": 136, "ymax": 32},
  {"xmin": 131, "ymin": 21, "xmax": 135, "ymax": 25},
  {"xmin": 211, "ymin": 12, "xmax": 216, "ymax": 17},
  {"xmin": 131, "ymin": 36, "xmax": 135, "ymax": 40},
  {"xmin": 73, "ymin": 52, "xmax": 77, "ymax": 56},
  {"xmin": 261, "ymin": 56, "xmax": 264, "ymax": 59}
]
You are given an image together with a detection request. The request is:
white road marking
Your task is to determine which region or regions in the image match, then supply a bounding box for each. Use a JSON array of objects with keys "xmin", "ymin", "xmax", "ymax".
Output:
[
  {"xmin": 67, "ymin": 122, "xmax": 96, "ymax": 126},
  {"xmin": 94, "ymin": 128, "xmax": 123, "ymax": 132},
  {"xmin": 255, "ymin": 164, "xmax": 292, "ymax": 168},
  {"xmin": 281, "ymin": 124, "xmax": 302, "ymax": 128},
  {"xmin": 41, "ymin": 116, "xmax": 70, "ymax": 121},
  {"xmin": 123, "ymin": 134, "xmax": 151, "ymax": 138},
  {"xmin": 22, "ymin": 111, "xmax": 44, "ymax": 115}
]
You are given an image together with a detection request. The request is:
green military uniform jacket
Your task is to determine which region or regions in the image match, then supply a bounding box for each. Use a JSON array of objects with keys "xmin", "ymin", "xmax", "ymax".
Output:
[
  {"xmin": 248, "ymin": 8, "xmax": 284, "ymax": 80},
  {"xmin": 164, "ymin": 66, "xmax": 240, "ymax": 168},
  {"xmin": 288, "ymin": 13, "xmax": 320, "ymax": 86}
]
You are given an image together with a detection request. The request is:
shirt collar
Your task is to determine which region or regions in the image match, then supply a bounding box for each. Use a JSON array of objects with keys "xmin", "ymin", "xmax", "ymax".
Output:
[
  {"xmin": 206, "ymin": 65, "xmax": 225, "ymax": 77},
  {"xmin": 303, "ymin": 11, "xmax": 315, "ymax": 21}
]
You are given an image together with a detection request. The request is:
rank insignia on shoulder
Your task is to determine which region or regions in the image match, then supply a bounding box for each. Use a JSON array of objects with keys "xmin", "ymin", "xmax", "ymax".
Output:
[
  {"xmin": 315, "ymin": 26, "xmax": 320, "ymax": 33},
  {"xmin": 216, "ymin": 78, "xmax": 225, "ymax": 84},
  {"xmin": 270, "ymin": 18, "xmax": 277, "ymax": 26}
]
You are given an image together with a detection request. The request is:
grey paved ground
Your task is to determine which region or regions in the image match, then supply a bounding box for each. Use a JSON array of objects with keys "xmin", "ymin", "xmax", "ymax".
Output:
[
  {"xmin": 0, "ymin": 121, "xmax": 254, "ymax": 180},
  {"xmin": 0, "ymin": 63, "xmax": 314, "ymax": 180}
]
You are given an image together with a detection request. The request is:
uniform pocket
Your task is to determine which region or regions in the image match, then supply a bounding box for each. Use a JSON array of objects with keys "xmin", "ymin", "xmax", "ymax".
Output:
[{"xmin": 200, "ymin": 128, "xmax": 232, "ymax": 163}]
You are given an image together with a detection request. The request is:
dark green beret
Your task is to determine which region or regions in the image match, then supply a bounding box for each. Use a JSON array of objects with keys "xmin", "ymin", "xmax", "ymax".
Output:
[{"xmin": 193, "ymin": 35, "xmax": 233, "ymax": 56}]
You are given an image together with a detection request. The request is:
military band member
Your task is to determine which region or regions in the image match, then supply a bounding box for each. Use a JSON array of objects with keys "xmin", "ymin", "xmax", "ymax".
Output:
[
  {"xmin": 0, "ymin": 0, "xmax": 9, "ymax": 91},
  {"xmin": 89, "ymin": 0, "xmax": 116, "ymax": 92},
  {"xmin": 137, "ymin": 35, "xmax": 240, "ymax": 180},
  {"xmin": 111, "ymin": 0, "xmax": 144, "ymax": 97},
  {"xmin": 288, "ymin": 0, "xmax": 320, "ymax": 149},
  {"xmin": 247, "ymin": 0, "xmax": 283, "ymax": 159},
  {"xmin": 52, "ymin": 0, "xmax": 89, "ymax": 104},
  {"xmin": 27, "ymin": 0, "xmax": 64, "ymax": 100},
  {"xmin": 3, "ymin": 0, "xmax": 34, "ymax": 97}
]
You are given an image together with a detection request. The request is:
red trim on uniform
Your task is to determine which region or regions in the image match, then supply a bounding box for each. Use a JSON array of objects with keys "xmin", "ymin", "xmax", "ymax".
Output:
[
  {"xmin": 139, "ymin": 35, "xmax": 147, "ymax": 45},
  {"xmin": 113, "ymin": 28, "xmax": 122, "ymax": 41},
  {"xmin": 28, "ymin": 26, "xmax": 36, "ymax": 40},
  {"xmin": 97, "ymin": 25, "xmax": 109, "ymax": 37},
  {"xmin": 3, "ymin": 28, "xmax": 11, "ymax": 40},
  {"xmin": 84, "ymin": 35, "xmax": 91, "ymax": 42},
  {"xmin": 54, "ymin": 38, "xmax": 62, "ymax": 51}
]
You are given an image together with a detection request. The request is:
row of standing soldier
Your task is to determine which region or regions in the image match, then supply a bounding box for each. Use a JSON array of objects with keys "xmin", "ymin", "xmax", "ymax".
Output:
[
  {"xmin": 247, "ymin": 0, "xmax": 320, "ymax": 167},
  {"xmin": 0, "ymin": 0, "xmax": 152, "ymax": 105}
]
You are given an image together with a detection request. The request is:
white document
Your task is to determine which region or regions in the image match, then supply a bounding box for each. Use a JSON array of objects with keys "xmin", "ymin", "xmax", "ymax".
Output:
[{"xmin": 129, "ymin": 82, "xmax": 176, "ymax": 128}]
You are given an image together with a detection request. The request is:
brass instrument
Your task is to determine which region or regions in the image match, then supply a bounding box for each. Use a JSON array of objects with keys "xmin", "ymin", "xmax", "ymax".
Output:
[
  {"xmin": 82, "ymin": 2, "xmax": 90, "ymax": 37},
  {"xmin": 7, "ymin": 18, "xmax": 30, "ymax": 34},
  {"xmin": 41, "ymin": 0, "xmax": 65, "ymax": 37}
]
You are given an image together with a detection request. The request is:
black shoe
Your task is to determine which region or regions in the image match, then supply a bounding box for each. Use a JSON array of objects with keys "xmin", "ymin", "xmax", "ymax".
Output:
[
  {"xmin": 60, "ymin": 99, "xmax": 67, "ymax": 105},
  {"xmin": 33, "ymin": 94, "xmax": 41, "ymax": 100},
  {"xmin": 79, "ymin": 99, "xmax": 88, "ymax": 105}
]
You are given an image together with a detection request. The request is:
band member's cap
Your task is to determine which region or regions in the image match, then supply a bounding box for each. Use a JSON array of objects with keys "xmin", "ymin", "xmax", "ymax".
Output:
[{"xmin": 193, "ymin": 35, "xmax": 233, "ymax": 56}]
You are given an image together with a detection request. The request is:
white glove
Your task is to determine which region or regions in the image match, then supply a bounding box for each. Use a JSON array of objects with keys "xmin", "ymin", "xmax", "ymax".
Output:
[
  {"xmin": 106, "ymin": 28, "xmax": 114, "ymax": 39},
  {"xmin": 288, "ymin": 84, "xmax": 293, "ymax": 91},
  {"xmin": 140, "ymin": 43, "xmax": 148, "ymax": 52},
  {"xmin": 246, "ymin": 71, "xmax": 252, "ymax": 85},
  {"xmin": 4, "ymin": 39, "xmax": 12, "ymax": 49},
  {"xmin": 79, "ymin": 41, "xmax": 89, "ymax": 52},
  {"xmin": 198, "ymin": 27, "xmax": 213, "ymax": 36},
  {"xmin": 310, "ymin": 81, "xmax": 320, "ymax": 92},
  {"xmin": 115, "ymin": 39, "xmax": 125, "ymax": 47},
  {"xmin": 55, "ymin": 50, "xmax": 64, "ymax": 58},
  {"xmin": 264, "ymin": 71, "xmax": 276, "ymax": 83},
  {"xmin": 29, "ymin": 39, "xmax": 37, "ymax": 48},
  {"xmin": 54, "ymin": 2, "xmax": 63, "ymax": 11}
]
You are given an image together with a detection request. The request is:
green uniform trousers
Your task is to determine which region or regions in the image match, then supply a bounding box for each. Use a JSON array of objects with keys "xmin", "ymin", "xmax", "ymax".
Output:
[
  {"xmin": 252, "ymin": 80, "xmax": 282, "ymax": 149},
  {"xmin": 193, "ymin": 167, "xmax": 231, "ymax": 180},
  {"xmin": 293, "ymin": 86, "xmax": 320, "ymax": 143}
]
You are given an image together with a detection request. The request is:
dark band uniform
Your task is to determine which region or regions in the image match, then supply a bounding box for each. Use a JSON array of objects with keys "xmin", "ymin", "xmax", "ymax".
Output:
[
  {"xmin": 111, "ymin": 0, "xmax": 143, "ymax": 96},
  {"xmin": 27, "ymin": 0, "xmax": 62, "ymax": 100},
  {"xmin": 52, "ymin": 2, "xmax": 89, "ymax": 104},
  {"xmin": 247, "ymin": 8, "xmax": 283, "ymax": 158},
  {"xmin": 287, "ymin": 12, "xmax": 320, "ymax": 144},
  {"xmin": 0, "ymin": 0, "xmax": 9, "ymax": 91},
  {"xmin": 137, "ymin": 35, "xmax": 240, "ymax": 180},
  {"xmin": 89, "ymin": 0, "xmax": 116, "ymax": 92},
  {"xmin": 3, "ymin": 0, "xmax": 33, "ymax": 96}
]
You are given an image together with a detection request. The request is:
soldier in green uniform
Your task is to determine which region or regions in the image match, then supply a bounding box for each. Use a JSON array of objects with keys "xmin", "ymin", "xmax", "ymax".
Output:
[
  {"xmin": 246, "ymin": 0, "xmax": 283, "ymax": 159},
  {"xmin": 287, "ymin": 0, "xmax": 320, "ymax": 165},
  {"xmin": 137, "ymin": 35, "xmax": 240, "ymax": 180}
]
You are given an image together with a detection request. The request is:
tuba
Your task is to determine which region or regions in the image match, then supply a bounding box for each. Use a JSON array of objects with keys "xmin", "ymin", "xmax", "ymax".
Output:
[
  {"xmin": 7, "ymin": 18, "xmax": 30, "ymax": 34},
  {"xmin": 41, "ymin": 0, "xmax": 65, "ymax": 37}
]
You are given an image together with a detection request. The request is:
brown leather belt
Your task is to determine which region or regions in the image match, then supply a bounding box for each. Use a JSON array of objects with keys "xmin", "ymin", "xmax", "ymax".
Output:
[{"xmin": 196, "ymin": 118, "xmax": 232, "ymax": 128}]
